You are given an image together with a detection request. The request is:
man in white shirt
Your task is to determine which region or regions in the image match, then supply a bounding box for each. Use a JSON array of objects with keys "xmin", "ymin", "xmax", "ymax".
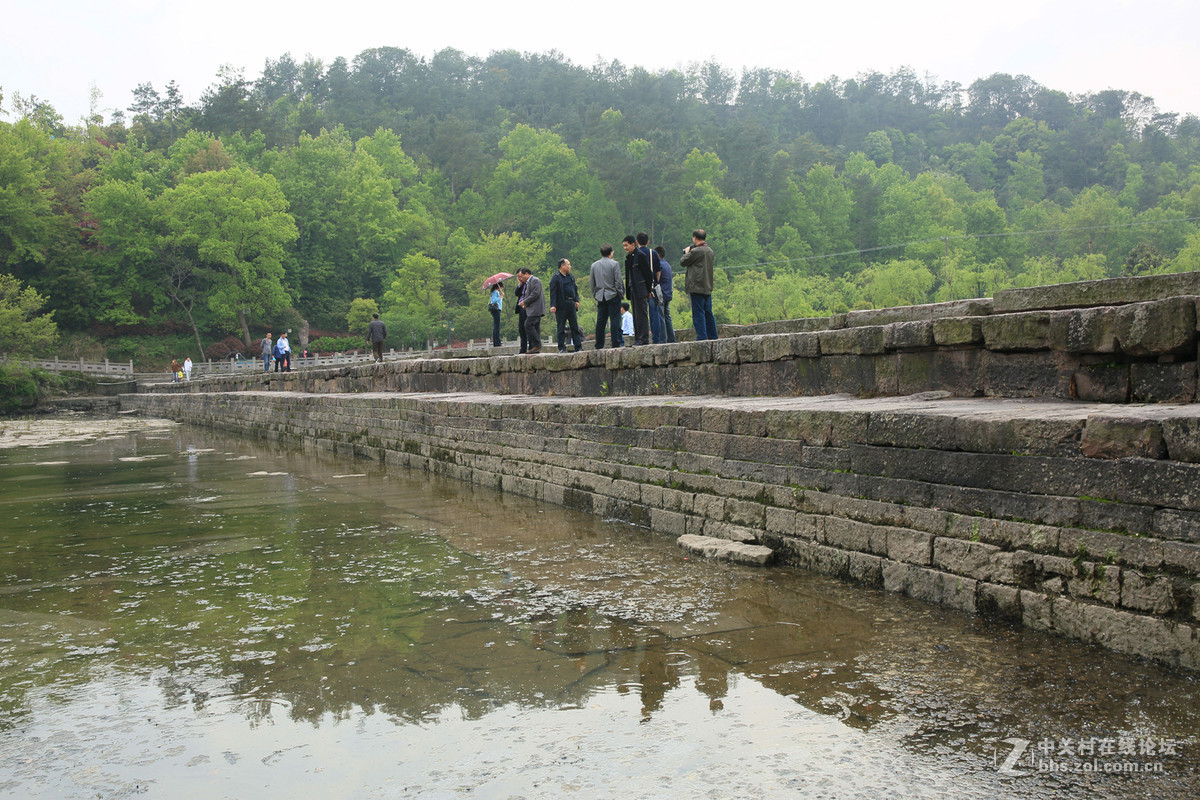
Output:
[{"xmin": 278, "ymin": 334, "xmax": 292, "ymax": 372}]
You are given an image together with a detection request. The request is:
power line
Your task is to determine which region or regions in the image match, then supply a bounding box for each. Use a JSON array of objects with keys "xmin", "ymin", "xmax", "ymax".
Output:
[{"xmin": 713, "ymin": 215, "xmax": 1200, "ymax": 275}]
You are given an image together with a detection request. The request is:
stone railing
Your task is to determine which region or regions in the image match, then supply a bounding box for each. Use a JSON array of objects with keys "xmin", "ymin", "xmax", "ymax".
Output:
[{"xmin": 22, "ymin": 357, "xmax": 135, "ymax": 375}]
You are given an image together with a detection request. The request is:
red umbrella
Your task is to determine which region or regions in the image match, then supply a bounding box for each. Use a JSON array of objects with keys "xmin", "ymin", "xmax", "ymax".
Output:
[{"xmin": 482, "ymin": 272, "xmax": 513, "ymax": 290}]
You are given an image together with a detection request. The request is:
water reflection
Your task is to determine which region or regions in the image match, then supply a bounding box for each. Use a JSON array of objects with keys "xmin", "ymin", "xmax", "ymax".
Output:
[{"xmin": 0, "ymin": 423, "xmax": 1197, "ymax": 799}]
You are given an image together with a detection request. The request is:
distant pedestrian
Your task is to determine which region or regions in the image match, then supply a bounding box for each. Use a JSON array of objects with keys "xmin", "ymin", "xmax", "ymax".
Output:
[
  {"xmin": 620, "ymin": 302, "xmax": 634, "ymax": 342},
  {"xmin": 261, "ymin": 332, "xmax": 273, "ymax": 372},
  {"xmin": 366, "ymin": 313, "xmax": 387, "ymax": 363},
  {"xmin": 517, "ymin": 268, "xmax": 545, "ymax": 354},
  {"xmin": 488, "ymin": 282, "xmax": 505, "ymax": 347},
  {"xmin": 278, "ymin": 333, "xmax": 291, "ymax": 371},
  {"xmin": 548, "ymin": 258, "xmax": 584, "ymax": 353},
  {"xmin": 170, "ymin": 359, "xmax": 182, "ymax": 382},
  {"xmin": 680, "ymin": 228, "xmax": 718, "ymax": 340},
  {"xmin": 589, "ymin": 244, "xmax": 624, "ymax": 349},
  {"xmin": 182, "ymin": 357, "xmax": 192, "ymax": 381}
]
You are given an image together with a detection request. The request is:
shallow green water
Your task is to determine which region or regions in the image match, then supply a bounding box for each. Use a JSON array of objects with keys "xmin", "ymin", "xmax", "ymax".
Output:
[{"xmin": 0, "ymin": 422, "xmax": 1196, "ymax": 799}]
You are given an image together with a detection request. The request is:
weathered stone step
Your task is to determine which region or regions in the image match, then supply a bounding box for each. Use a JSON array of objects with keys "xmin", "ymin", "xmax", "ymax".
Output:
[{"xmin": 677, "ymin": 534, "xmax": 773, "ymax": 566}]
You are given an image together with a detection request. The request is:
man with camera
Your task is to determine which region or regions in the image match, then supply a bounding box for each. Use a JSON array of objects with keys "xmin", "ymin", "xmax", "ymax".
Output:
[{"xmin": 679, "ymin": 228, "xmax": 717, "ymax": 340}]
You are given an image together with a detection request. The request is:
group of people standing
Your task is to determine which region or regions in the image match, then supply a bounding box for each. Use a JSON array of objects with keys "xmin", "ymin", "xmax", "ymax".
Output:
[
  {"xmin": 495, "ymin": 228, "xmax": 717, "ymax": 353},
  {"xmin": 169, "ymin": 357, "xmax": 193, "ymax": 381},
  {"xmin": 259, "ymin": 331, "xmax": 292, "ymax": 372}
]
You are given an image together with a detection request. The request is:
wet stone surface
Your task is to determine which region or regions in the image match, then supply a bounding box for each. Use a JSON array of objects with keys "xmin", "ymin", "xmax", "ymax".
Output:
[{"xmin": 0, "ymin": 421, "xmax": 1197, "ymax": 799}]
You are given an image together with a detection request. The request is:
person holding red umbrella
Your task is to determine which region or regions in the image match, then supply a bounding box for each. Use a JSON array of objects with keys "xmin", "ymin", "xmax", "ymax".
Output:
[
  {"xmin": 482, "ymin": 272, "xmax": 513, "ymax": 349},
  {"xmin": 487, "ymin": 281, "xmax": 505, "ymax": 347}
]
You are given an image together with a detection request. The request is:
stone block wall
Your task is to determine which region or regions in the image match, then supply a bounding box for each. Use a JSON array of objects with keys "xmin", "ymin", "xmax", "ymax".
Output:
[
  {"xmin": 155, "ymin": 279, "xmax": 1200, "ymax": 405},
  {"xmin": 123, "ymin": 389, "xmax": 1200, "ymax": 670}
]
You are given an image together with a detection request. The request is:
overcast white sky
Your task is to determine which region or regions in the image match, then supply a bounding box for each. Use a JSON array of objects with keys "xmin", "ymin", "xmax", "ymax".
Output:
[{"xmin": 4, "ymin": 0, "xmax": 1198, "ymax": 125}]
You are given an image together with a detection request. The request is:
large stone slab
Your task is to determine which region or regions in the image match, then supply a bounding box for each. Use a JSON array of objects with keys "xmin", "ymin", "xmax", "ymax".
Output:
[
  {"xmin": 677, "ymin": 534, "xmax": 774, "ymax": 566},
  {"xmin": 994, "ymin": 271, "xmax": 1200, "ymax": 312}
]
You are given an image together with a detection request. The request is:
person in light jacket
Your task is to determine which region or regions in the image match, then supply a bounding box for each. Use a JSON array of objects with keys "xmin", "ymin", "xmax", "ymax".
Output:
[{"xmin": 488, "ymin": 282, "xmax": 504, "ymax": 347}]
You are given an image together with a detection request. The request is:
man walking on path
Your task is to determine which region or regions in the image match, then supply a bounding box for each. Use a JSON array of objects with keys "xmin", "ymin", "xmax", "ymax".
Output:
[
  {"xmin": 589, "ymin": 244, "xmax": 625, "ymax": 349},
  {"xmin": 517, "ymin": 268, "xmax": 545, "ymax": 354},
  {"xmin": 548, "ymin": 258, "xmax": 584, "ymax": 352},
  {"xmin": 261, "ymin": 332, "xmax": 273, "ymax": 372},
  {"xmin": 367, "ymin": 313, "xmax": 387, "ymax": 362},
  {"xmin": 655, "ymin": 246, "xmax": 676, "ymax": 343},
  {"xmin": 680, "ymin": 228, "xmax": 718, "ymax": 340}
]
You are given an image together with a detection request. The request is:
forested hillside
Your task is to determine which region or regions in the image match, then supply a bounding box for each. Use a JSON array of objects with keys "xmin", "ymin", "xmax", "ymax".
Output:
[{"xmin": 3, "ymin": 47, "xmax": 1200, "ymax": 364}]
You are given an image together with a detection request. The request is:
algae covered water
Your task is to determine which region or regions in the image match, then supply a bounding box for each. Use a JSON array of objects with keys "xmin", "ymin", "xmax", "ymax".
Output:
[{"xmin": 0, "ymin": 420, "xmax": 1197, "ymax": 798}]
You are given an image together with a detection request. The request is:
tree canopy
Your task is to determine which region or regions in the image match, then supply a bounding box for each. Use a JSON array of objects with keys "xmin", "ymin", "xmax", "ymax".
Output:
[{"xmin": 3, "ymin": 48, "xmax": 1200, "ymax": 354}]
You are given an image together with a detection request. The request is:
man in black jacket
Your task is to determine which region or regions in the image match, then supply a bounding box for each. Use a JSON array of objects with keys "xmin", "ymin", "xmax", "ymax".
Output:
[
  {"xmin": 548, "ymin": 258, "xmax": 584, "ymax": 352},
  {"xmin": 623, "ymin": 234, "xmax": 653, "ymax": 345},
  {"xmin": 366, "ymin": 313, "xmax": 387, "ymax": 362}
]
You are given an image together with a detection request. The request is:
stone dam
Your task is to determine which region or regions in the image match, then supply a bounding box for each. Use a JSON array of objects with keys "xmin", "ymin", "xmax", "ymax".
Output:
[{"xmin": 120, "ymin": 272, "xmax": 1200, "ymax": 671}]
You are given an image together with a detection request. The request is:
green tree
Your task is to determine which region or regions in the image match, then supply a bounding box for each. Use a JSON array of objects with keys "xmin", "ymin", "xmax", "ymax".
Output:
[
  {"xmin": 1059, "ymin": 187, "xmax": 1135, "ymax": 273},
  {"xmin": 1011, "ymin": 254, "xmax": 1108, "ymax": 287},
  {"xmin": 456, "ymin": 232, "xmax": 551, "ymax": 294},
  {"xmin": 0, "ymin": 119, "xmax": 54, "ymax": 268},
  {"xmin": 1003, "ymin": 150, "xmax": 1046, "ymax": 209},
  {"xmin": 794, "ymin": 164, "xmax": 856, "ymax": 274},
  {"xmin": 933, "ymin": 255, "xmax": 1011, "ymax": 301},
  {"xmin": 483, "ymin": 125, "xmax": 620, "ymax": 270},
  {"xmin": 1168, "ymin": 229, "xmax": 1200, "ymax": 272},
  {"xmin": 858, "ymin": 259, "xmax": 935, "ymax": 308},
  {"xmin": 0, "ymin": 274, "xmax": 57, "ymax": 360},
  {"xmin": 270, "ymin": 126, "xmax": 405, "ymax": 327},
  {"xmin": 347, "ymin": 297, "xmax": 379, "ymax": 335},
  {"xmin": 381, "ymin": 254, "xmax": 447, "ymax": 349},
  {"xmin": 159, "ymin": 167, "xmax": 297, "ymax": 352}
]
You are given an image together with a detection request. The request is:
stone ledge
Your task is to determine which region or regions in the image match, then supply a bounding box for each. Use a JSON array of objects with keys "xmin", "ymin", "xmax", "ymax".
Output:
[
  {"xmin": 677, "ymin": 534, "xmax": 774, "ymax": 566},
  {"xmin": 995, "ymin": 271, "xmax": 1200, "ymax": 313},
  {"xmin": 145, "ymin": 274, "xmax": 1200, "ymax": 405}
]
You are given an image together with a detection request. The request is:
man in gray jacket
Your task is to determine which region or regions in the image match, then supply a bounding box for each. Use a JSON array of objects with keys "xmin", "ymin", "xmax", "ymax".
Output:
[
  {"xmin": 589, "ymin": 244, "xmax": 625, "ymax": 349},
  {"xmin": 517, "ymin": 268, "xmax": 545, "ymax": 354},
  {"xmin": 260, "ymin": 332, "xmax": 273, "ymax": 372}
]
